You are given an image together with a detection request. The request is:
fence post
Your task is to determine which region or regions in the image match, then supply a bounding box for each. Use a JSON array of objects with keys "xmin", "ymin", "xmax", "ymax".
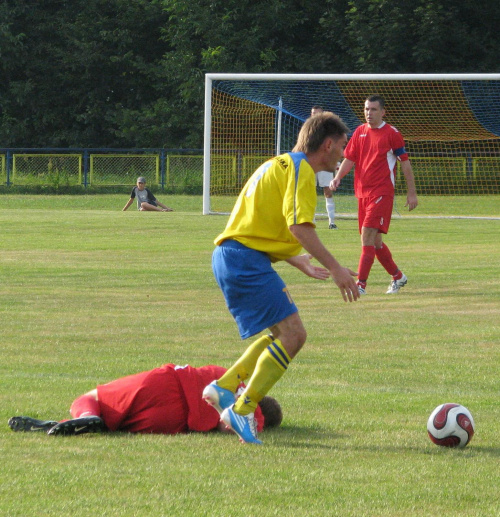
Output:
[
  {"xmin": 160, "ymin": 149, "xmax": 166, "ymax": 190},
  {"xmin": 83, "ymin": 149, "xmax": 89, "ymax": 187},
  {"xmin": 6, "ymin": 150, "xmax": 12, "ymax": 186}
]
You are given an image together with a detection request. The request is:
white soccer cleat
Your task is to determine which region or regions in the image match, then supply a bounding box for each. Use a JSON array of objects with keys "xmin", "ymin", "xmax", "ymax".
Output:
[{"xmin": 386, "ymin": 273, "xmax": 408, "ymax": 294}]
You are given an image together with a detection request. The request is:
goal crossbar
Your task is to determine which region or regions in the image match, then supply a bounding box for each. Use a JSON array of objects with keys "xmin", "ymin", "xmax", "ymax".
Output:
[{"xmin": 203, "ymin": 73, "xmax": 500, "ymax": 217}]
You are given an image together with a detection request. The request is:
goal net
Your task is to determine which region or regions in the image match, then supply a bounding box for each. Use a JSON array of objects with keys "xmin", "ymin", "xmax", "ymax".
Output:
[{"xmin": 203, "ymin": 73, "xmax": 500, "ymax": 217}]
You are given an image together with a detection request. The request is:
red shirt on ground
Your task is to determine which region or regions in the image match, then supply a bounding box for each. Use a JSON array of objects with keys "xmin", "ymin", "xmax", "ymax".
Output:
[{"xmin": 97, "ymin": 364, "xmax": 264, "ymax": 434}]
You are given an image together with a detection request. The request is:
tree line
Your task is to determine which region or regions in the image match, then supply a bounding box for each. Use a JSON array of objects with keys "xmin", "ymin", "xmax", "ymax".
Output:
[{"xmin": 1, "ymin": 0, "xmax": 499, "ymax": 149}]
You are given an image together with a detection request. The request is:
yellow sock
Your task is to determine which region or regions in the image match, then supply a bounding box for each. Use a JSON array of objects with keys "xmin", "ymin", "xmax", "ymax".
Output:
[
  {"xmin": 234, "ymin": 339, "xmax": 291, "ymax": 416},
  {"xmin": 216, "ymin": 334, "xmax": 274, "ymax": 393}
]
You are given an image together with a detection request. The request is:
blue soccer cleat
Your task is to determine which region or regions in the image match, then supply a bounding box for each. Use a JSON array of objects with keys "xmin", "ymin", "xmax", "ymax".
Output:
[
  {"xmin": 220, "ymin": 406, "xmax": 262, "ymax": 445},
  {"xmin": 202, "ymin": 381, "xmax": 235, "ymax": 415}
]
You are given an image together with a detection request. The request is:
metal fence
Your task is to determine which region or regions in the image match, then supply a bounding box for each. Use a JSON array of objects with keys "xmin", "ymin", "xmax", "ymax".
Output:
[{"xmin": 0, "ymin": 148, "xmax": 203, "ymax": 191}]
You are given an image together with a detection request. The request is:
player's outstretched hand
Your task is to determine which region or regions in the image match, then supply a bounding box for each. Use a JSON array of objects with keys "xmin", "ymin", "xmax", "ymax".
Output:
[
  {"xmin": 329, "ymin": 177, "xmax": 341, "ymax": 191},
  {"xmin": 405, "ymin": 193, "xmax": 418, "ymax": 211},
  {"xmin": 286, "ymin": 254, "xmax": 330, "ymax": 280},
  {"xmin": 331, "ymin": 266, "xmax": 359, "ymax": 302}
]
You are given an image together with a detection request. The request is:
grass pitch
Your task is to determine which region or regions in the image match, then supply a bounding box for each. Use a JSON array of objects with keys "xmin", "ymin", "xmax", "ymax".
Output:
[{"xmin": 1, "ymin": 195, "xmax": 499, "ymax": 516}]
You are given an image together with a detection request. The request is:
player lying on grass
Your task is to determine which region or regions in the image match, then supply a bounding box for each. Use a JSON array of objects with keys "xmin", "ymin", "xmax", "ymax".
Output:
[{"xmin": 8, "ymin": 363, "xmax": 282, "ymax": 436}]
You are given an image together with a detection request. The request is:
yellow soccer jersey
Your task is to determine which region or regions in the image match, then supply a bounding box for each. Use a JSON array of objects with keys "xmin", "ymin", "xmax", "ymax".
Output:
[{"xmin": 214, "ymin": 152, "xmax": 317, "ymax": 261}]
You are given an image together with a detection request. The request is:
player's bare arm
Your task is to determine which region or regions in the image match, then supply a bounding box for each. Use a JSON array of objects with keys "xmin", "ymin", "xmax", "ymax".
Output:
[
  {"xmin": 286, "ymin": 254, "xmax": 330, "ymax": 280},
  {"xmin": 401, "ymin": 160, "xmax": 418, "ymax": 211},
  {"xmin": 330, "ymin": 158, "xmax": 354, "ymax": 191},
  {"xmin": 289, "ymin": 223, "xmax": 359, "ymax": 302}
]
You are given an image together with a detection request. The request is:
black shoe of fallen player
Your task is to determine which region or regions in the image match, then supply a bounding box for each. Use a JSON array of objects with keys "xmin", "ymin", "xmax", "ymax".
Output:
[
  {"xmin": 47, "ymin": 416, "xmax": 106, "ymax": 436},
  {"xmin": 8, "ymin": 416, "xmax": 59, "ymax": 433}
]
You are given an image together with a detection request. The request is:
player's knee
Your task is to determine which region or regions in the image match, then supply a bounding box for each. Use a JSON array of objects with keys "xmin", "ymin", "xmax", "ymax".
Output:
[
  {"xmin": 297, "ymin": 327, "xmax": 307, "ymax": 347},
  {"xmin": 284, "ymin": 328, "xmax": 307, "ymax": 358},
  {"xmin": 83, "ymin": 389, "xmax": 98, "ymax": 400}
]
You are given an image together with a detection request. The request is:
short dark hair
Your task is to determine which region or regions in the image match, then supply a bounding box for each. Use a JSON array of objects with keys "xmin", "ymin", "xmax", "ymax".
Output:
[
  {"xmin": 293, "ymin": 111, "xmax": 348, "ymax": 154},
  {"xmin": 258, "ymin": 396, "xmax": 283, "ymax": 429},
  {"xmin": 366, "ymin": 94, "xmax": 385, "ymax": 108}
]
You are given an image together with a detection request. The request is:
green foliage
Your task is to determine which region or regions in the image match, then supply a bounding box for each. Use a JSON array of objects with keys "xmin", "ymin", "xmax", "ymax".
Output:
[
  {"xmin": 0, "ymin": 0, "xmax": 171, "ymax": 147},
  {"xmin": 0, "ymin": 199, "xmax": 499, "ymax": 516},
  {"xmin": 0, "ymin": 0, "xmax": 499, "ymax": 148},
  {"xmin": 327, "ymin": 0, "xmax": 500, "ymax": 73}
]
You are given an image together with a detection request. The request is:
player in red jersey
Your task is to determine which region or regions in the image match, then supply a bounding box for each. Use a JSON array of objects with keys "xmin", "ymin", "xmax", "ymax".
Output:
[
  {"xmin": 330, "ymin": 95, "xmax": 418, "ymax": 295},
  {"xmin": 8, "ymin": 364, "xmax": 282, "ymax": 436}
]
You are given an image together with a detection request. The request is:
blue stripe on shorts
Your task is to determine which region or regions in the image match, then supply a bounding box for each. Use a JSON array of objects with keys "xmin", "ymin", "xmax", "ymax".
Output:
[{"xmin": 212, "ymin": 240, "xmax": 298, "ymax": 340}]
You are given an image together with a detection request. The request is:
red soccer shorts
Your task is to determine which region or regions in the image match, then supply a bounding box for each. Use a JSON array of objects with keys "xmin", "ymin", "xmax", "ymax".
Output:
[{"xmin": 358, "ymin": 195, "xmax": 394, "ymax": 234}]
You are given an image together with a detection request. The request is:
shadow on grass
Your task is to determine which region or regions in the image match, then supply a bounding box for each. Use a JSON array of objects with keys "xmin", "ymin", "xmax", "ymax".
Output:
[
  {"xmin": 264, "ymin": 426, "xmax": 500, "ymax": 456},
  {"xmin": 10, "ymin": 423, "xmax": 498, "ymax": 457},
  {"xmin": 27, "ymin": 424, "xmax": 344, "ymax": 449},
  {"xmin": 420, "ymin": 445, "xmax": 500, "ymax": 458},
  {"xmin": 341, "ymin": 442, "xmax": 500, "ymax": 457},
  {"xmin": 264, "ymin": 424, "xmax": 346, "ymax": 449}
]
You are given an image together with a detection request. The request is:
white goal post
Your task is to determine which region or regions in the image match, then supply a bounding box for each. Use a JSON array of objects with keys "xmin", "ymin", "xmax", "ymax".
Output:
[{"xmin": 203, "ymin": 73, "xmax": 500, "ymax": 216}]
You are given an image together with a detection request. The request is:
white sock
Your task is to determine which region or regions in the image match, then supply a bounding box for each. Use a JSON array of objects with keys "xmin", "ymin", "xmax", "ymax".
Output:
[{"xmin": 326, "ymin": 197, "xmax": 335, "ymax": 224}]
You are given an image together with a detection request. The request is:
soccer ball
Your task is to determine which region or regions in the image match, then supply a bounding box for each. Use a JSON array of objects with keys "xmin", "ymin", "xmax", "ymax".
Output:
[{"xmin": 427, "ymin": 403, "xmax": 475, "ymax": 448}]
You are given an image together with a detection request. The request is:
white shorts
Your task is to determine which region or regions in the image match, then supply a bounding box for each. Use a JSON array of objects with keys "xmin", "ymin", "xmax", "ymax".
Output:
[{"xmin": 316, "ymin": 170, "xmax": 334, "ymax": 188}]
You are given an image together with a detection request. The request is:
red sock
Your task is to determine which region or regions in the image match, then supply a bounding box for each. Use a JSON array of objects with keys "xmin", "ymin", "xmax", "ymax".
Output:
[
  {"xmin": 70, "ymin": 395, "xmax": 101, "ymax": 419},
  {"xmin": 357, "ymin": 245, "xmax": 376, "ymax": 287},
  {"xmin": 375, "ymin": 244, "xmax": 401, "ymax": 279}
]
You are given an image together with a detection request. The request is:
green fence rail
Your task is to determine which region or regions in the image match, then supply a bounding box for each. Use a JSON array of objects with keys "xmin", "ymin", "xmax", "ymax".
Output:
[
  {"xmin": 0, "ymin": 148, "xmax": 203, "ymax": 192},
  {"xmin": 2, "ymin": 147, "xmax": 499, "ymax": 196}
]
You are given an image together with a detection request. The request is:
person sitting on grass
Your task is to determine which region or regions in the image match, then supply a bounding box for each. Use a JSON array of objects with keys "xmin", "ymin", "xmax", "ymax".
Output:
[
  {"xmin": 8, "ymin": 363, "xmax": 282, "ymax": 436},
  {"xmin": 122, "ymin": 176, "xmax": 173, "ymax": 212}
]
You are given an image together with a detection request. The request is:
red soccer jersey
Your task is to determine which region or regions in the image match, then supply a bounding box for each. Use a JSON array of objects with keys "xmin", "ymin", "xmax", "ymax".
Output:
[
  {"xmin": 344, "ymin": 122, "xmax": 409, "ymax": 199},
  {"xmin": 97, "ymin": 364, "xmax": 265, "ymax": 434}
]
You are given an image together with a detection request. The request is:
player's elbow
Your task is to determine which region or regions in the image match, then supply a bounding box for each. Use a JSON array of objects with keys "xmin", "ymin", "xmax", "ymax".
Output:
[{"xmin": 289, "ymin": 222, "xmax": 314, "ymax": 238}]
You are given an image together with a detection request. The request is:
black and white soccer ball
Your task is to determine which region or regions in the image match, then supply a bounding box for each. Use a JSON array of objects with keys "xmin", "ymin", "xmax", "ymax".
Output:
[{"xmin": 427, "ymin": 403, "xmax": 475, "ymax": 448}]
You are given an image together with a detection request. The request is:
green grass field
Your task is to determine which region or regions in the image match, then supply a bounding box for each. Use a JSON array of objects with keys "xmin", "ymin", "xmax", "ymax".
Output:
[{"xmin": 1, "ymin": 195, "xmax": 499, "ymax": 516}]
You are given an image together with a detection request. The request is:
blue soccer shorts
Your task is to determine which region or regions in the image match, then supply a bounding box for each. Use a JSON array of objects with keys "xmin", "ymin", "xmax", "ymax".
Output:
[{"xmin": 212, "ymin": 240, "xmax": 298, "ymax": 340}]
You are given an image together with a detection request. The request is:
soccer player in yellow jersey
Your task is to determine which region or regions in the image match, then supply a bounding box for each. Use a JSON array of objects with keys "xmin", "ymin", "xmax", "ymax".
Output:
[{"xmin": 203, "ymin": 112, "xmax": 359, "ymax": 444}]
